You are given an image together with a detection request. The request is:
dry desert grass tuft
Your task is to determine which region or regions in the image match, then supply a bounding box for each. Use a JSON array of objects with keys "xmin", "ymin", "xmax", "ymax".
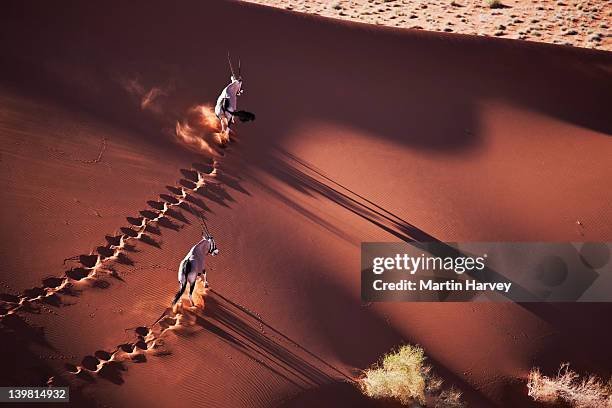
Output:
[
  {"xmin": 359, "ymin": 344, "xmax": 464, "ymax": 407},
  {"xmin": 527, "ymin": 363, "xmax": 612, "ymax": 408},
  {"xmin": 486, "ymin": 0, "xmax": 505, "ymax": 8}
]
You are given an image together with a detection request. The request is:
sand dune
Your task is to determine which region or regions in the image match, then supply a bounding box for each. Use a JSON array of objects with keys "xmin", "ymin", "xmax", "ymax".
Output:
[
  {"xmin": 1, "ymin": 0, "xmax": 611, "ymax": 407},
  {"xmin": 243, "ymin": 0, "xmax": 612, "ymax": 51}
]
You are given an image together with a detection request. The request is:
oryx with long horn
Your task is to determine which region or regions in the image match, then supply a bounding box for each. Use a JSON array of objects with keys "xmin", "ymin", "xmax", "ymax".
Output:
[
  {"xmin": 214, "ymin": 52, "xmax": 255, "ymax": 144},
  {"xmin": 172, "ymin": 216, "xmax": 219, "ymax": 306}
]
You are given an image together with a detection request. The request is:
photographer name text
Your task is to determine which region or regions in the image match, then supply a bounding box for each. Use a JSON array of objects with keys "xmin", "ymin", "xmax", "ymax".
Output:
[{"xmin": 370, "ymin": 254, "xmax": 512, "ymax": 293}]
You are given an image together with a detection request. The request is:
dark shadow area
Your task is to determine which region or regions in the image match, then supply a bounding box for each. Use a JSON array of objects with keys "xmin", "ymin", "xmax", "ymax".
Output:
[
  {"xmin": 156, "ymin": 217, "xmax": 182, "ymax": 231},
  {"xmin": 279, "ymin": 381, "xmax": 405, "ymax": 408},
  {"xmin": 0, "ymin": 0, "xmax": 609, "ymax": 172},
  {"xmin": 182, "ymin": 193, "xmax": 211, "ymax": 213},
  {"xmin": 524, "ymin": 303, "xmax": 612, "ymax": 380},
  {"xmin": 194, "ymin": 185, "xmax": 232, "ymax": 208},
  {"xmin": 205, "ymin": 291, "xmax": 344, "ymax": 387},
  {"xmin": 246, "ymin": 174, "xmax": 357, "ymax": 245},
  {"xmin": 180, "ymin": 168, "xmax": 199, "ymax": 182},
  {"xmin": 214, "ymin": 172, "xmax": 251, "ymax": 196},
  {"xmin": 0, "ymin": 314, "xmax": 97, "ymax": 405},
  {"xmin": 126, "ymin": 216, "xmax": 143, "ymax": 226},
  {"xmin": 97, "ymin": 360, "xmax": 127, "ymax": 385},
  {"xmin": 206, "ymin": 182, "xmax": 235, "ymax": 203},
  {"xmin": 499, "ymin": 378, "xmax": 543, "ymax": 408},
  {"xmin": 97, "ymin": 245, "xmax": 115, "ymax": 259},
  {"xmin": 179, "ymin": 179, "xmax": 197, "ymax": 189},
  {"xmin": 146, "ymin": 201, "xmax": 165, "ymax": 211},
  {"xmin": 192, "ymin": 162, "xmax": 215, "ymax": 175},
  {"xmin": 140, "ymin": 209, "xmax": 161, "ymax": 219},
  {"xmin": 144, "ymin": 224, "xmax": 162, "ymax": 236},
  {"xmin": 250, "ymin": 148, "xmax": 553, "ymax": 306},
  {"xmin": 159, "ymin": 194, "xmax": 180, "ymax": 205}
]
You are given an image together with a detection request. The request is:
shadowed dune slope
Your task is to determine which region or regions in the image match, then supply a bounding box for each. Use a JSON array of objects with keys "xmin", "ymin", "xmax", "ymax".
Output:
[{"xmin": 0, "ymin": 1, "xmax": 611, "ymax": 407}]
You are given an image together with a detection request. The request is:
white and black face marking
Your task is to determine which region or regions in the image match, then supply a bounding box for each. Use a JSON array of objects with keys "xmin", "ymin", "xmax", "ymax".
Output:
[
  {"xmin": 232, "ymin": 77, "xmax": 243, "ymax": 95},
  {"xmin": 207, "ymin": 237, "xmax": 219, "ymax": 256}
]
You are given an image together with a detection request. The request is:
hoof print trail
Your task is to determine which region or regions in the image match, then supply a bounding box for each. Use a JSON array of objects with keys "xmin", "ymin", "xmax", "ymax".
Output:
[
  {"xmin": 0, "ymin": 158, "xmax": 224, "ymax": 319},
  {"xmin": 53, "ymin": 304, "xmax": 193, "ymax": 387}
]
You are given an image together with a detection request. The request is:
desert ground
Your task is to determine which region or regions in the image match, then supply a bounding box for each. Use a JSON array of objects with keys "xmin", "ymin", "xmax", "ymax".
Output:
[
  {"xmin": 1, "ymin": 0, "xmax": 611, "ymax": 407},
  {"xmin": 243, "ymin": 0, "xmax": 612, "ymax": 50}
]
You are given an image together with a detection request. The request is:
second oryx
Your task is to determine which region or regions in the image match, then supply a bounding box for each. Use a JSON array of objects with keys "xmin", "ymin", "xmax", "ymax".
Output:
[
  {"xmin": 214, "ymin": 53, "xmax": 255, "ymax": 144},
  {"xmin": 172, "ymin": 217, "xmax": 219, "ymax": 306}
]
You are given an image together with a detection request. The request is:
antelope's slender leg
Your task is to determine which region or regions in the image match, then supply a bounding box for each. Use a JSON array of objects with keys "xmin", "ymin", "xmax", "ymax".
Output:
[
  {"xmin": 218, "ymin": 117, "xmax": 230, "ymax": 145},
  {"xmin": 188, "ymin": 281, "xmax": 196, "ymax": 306},
  {"xmin": 173, "ymin": 281, "xmax": 187, "ymax": 305},
  {"xmin": 224, "ymin": 117, "xmax": 232, "ymax": 143}
]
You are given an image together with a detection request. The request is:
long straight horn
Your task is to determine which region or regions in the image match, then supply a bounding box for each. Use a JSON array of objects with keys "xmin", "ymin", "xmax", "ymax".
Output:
[
  {"xmin": 200, "ymin": 215, "xmax": 211, "ymax": 237},
  {"xmin": 227, "ymin": 52, "xmax": 235, "ymax": 78},
  {"xmin": 196, "ymin": 214, "xmax": 206, "ymax": 236},
  {"xmin": 238, "ymin": 58, "xmax": 241, "ymax": 77}
]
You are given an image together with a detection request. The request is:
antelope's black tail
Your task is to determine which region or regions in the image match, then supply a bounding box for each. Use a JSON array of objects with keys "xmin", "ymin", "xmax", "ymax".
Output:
[
  {"xmin": 173, "ymin": 259, "xmax": 191, "ymax": 305},
  {"xmin": 173, "ymin": 281, "xmax": 187, "ymax": 305},
  {"xmin": 229, "ymin": 109, "xmax": 256, "ymax": 122}
]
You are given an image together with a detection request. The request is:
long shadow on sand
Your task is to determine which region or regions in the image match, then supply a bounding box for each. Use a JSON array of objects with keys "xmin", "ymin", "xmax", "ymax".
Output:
[
  {"xmin": 250, "ymin": 148, "xmax": 557, "ymax": 306},
  {"xmin": 205, "ymin": 287, "xmax": 496, "ymax": 407},
  {"xmin": 264, "ymin": 150, "xmax": 612, "ymax": 330},
  {"xmin": 58, "ymin": 285, "xmax": 342, "ymax": 392},
  {"xmin": 204, "ymin": 289, "xmax": 350, "ymax": 389}
]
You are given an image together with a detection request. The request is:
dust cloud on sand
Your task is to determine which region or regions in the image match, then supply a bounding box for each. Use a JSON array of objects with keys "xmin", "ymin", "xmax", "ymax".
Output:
[{"xmin": 175, "ymin": 105, "xmax": 227, "ymax": 156}]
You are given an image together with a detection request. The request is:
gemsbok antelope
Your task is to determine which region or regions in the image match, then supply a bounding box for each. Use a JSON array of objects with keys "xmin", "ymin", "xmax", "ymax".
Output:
[
  {"xmin": 172, "ymin": 217, "xmax": 219, "ymax": 306},
  {"xmin": 214, "ymin": 53, "xmax": 255, "ymax": 143}
]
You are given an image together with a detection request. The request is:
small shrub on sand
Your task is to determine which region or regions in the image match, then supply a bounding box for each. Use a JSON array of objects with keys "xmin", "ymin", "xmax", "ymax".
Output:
[
  {"xmin": 359, "ymin": 345, "xmax": 464, "ymax": 407},
  {"xmin": 527, "ymin": 363, "xmax": 612, "ymax": 408},
  {"xmin": 486, "ymin": 0, "xmax": 505, "ymax": 8}
]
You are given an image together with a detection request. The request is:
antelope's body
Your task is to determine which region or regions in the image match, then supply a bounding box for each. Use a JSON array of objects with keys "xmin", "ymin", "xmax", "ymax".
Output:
[
  {"xmin": 214, "ymin": 53, "xmax": 255, "ymax": 140},
  {"xmin": 173, "ymin": 224, "xmax": 219, "ymax": 306},
  {"xmin": 214, "ymin": 78, "xmax": 243, "ymax": 135}
]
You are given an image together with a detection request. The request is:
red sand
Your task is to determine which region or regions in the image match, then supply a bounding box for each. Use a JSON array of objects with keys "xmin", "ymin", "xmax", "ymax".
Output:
[{"xmin": 1, "ymin": 1, "xmax": 611, "ymax": 407}]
